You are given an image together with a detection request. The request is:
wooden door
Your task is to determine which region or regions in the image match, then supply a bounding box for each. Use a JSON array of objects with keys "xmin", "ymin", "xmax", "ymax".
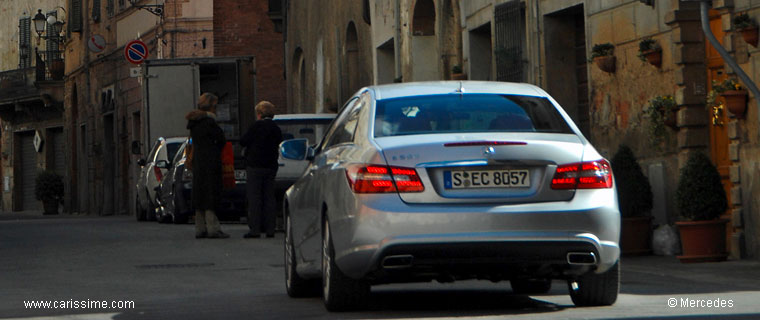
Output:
[{"xmin": 706, "ymin": 13, "xmax": 733, "ymax": 247}]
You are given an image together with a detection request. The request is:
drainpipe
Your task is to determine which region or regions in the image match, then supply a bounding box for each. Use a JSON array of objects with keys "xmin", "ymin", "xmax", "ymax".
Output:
[{"xmin": 696, "ymin": 0, "xmax": 760, "ymax": 122}]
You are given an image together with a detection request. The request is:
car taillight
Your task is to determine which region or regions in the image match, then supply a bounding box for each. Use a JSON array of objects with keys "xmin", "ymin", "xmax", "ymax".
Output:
[
  {"xmin": 345, "ymin": 165, "xmax": 424, "ymax": 193},
  {"xmin": 551, "ymin": 160, "xmax": 613, "ymax": 189},
  {"xmin": 154, "ymin": 166, "xmax": 163, "ymax": 183}
]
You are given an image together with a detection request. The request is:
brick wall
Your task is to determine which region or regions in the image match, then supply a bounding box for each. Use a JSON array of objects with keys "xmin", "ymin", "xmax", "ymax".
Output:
[{"xmin": 214, "ymin": 0, "xmax": 287, "ymax": 115}]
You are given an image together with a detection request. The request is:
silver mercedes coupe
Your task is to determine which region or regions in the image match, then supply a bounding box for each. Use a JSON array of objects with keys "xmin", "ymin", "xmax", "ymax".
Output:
[{"xmin": 280, "ymin": 81, "xmax": 620, "ymax": 311}]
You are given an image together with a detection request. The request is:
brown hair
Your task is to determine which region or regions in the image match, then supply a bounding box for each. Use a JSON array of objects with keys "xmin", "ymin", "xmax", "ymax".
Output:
[
  {"xmin": 198, "ymin": 92, "xmax": 218, "ymax": 111},
  {"xmin": 255, "ymin": 100, "xmax": 276, "ymax": 118}
]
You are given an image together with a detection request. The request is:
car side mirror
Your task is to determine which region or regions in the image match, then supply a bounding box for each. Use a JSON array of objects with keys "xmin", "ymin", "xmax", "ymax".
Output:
[
  {"xmin": 137, "ymin": 158, "xmax": 146, "ymax": 167},
  {"xmin": 280, "ymin": 138, "xmax": 308, "ymax": 161},
  {"xmin": 155, "ymin": 159, "xmax": 170, "ymax": 169},
  {"xmin": 131, "ymin": 141, "xmax": 141, "ymax": 155}
]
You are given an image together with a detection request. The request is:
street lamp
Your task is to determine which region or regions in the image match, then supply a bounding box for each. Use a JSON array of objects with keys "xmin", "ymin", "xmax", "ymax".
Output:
[{"xmin": 32, "ymin": 8, "xmax": 66, "ymax": 42}]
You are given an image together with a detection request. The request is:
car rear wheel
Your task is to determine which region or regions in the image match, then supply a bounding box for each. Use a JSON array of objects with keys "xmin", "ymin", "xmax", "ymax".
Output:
[
  {"xmin": 567, "ymin": 261, "xmax": 619, "ymax": 306},
  {"xmin": 511, "ymin": 278, "xmax": 552, "ymax": 294},
  {"xmin": 285, "ymin": 214, "xmax": 319, "ymax": 297},
  {"xmin": 322, "ymin": 218, "xmax": 369, "ymax": 311},
  {"xmin": 135, "ymin": 197, "xmax": 147, "ymax": 221}
]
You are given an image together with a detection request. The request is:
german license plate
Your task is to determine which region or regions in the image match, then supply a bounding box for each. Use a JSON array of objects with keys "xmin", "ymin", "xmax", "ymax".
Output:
[
  {"xmin": 443, "ymin": 169, "xmax": 529, "ymax": 189},
  {"xmin": 235, "ymin": 170, "xmax": 247, "ymax": 180}
]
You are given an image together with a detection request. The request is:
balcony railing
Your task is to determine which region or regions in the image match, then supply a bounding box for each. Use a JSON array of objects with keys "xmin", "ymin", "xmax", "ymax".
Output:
[{"xmin": 36, "ymin": 48, "xmax": 65, "ymax": 81}]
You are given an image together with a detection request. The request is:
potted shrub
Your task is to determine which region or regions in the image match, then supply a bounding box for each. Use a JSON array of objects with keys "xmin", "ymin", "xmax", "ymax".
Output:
[
  {"xmin": 589, "ymin": 43, "xmax": 616, "ymax": 73},
  {"xmin": 644, "ymin": 95, "xmax": 678, "ymax": 146},
  {"xmin": 675, "ymin": 152, "xmax": 729, "ymax": 263},
  {"xmin": 638, "ymin": 38, "xmax": 662, "ymax": 68},
  {"xmin": 708, "ymin": 78, "xmax": 748, "ymax": 119},
  {"xmin": 451, "ymin": 65, "xmax": 467, "ymax": 80},
  {"xmin": 734, "ymin": 13, "xmax": 758, "ymax": 47},
  {"xmin": 35, "ymin": 170, "xmax": 64, "ymax": 215},
  {"xmin": 611, "ymin": 145, "xmax": 653, "ymax": 255}
]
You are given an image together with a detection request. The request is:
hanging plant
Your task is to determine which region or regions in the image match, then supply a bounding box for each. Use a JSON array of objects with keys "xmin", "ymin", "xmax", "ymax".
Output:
[
  {"xmin": 644, "ymin": 95, "xmax": 678, "ymax": 146},
  {"xmin": 589, "ymin": 43, "xmax": 616, "ymax": 73},
  {"xmin": 734, "ymin": 13, "xmax": 759, "ymax": 47},
  {"xmin": 637, "ymin": 38, "xmax": 662, "ymax": 68},
  {"xmin": 707, "ymin": 78, "xmax": 748, "ymax": 119}
]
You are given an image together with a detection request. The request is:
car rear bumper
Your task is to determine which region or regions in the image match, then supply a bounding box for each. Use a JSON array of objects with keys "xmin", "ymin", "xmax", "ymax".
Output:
[{"xmin": 329, "ymin": 191, "xmax": 620, "ymax": 281}]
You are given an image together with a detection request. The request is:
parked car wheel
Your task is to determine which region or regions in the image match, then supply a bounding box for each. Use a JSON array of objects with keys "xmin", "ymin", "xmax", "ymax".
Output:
[
  {"xmin": 285, "ymin": 213, "xmax": 319, "ymax": 297},
  {"xmin": 322, "ymin": 217, "xmax": 369, "ymax": 311},
  {"xmin": 510, "ymin": 278, "xmax": 552, "ymax": 294},
  {"xmin": 135, "ymin": 197, "xmax": 147, "ymax": 221},
  {"xmin": 567, "ymin": 261, "xmax": 620, "ymax": 306}
]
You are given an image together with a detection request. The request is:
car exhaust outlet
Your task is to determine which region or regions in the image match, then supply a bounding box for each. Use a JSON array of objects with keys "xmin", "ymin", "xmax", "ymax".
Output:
[
  {"xmin": 567, "ymin": 252, "xmax": 597, "ymax": 265},
  {"xmin": 381, "ymin": 255, "xmax": 414, "ymax": 269}
]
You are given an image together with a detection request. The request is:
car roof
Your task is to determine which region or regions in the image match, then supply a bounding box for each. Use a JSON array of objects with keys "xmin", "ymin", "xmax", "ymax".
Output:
[
  {"xmin": 368, "ymin": 81, "xmax": 547, "ymax": 101},
  {"xmin": 274, "ymin": 113, "xmax": 336, "ymax": 120}
]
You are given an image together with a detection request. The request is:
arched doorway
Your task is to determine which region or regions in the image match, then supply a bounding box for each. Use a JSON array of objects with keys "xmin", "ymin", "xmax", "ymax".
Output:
[
  {"xmin": 343, "ymin": 22, "xmax": 360, "ymax": 103},
  {"xmin": 291, "ymin": 48, "xmax": 305, "ymax": 113},
  {"xmin": 412, "ymin": 0, "xmax": 438, "ymax": 81}
]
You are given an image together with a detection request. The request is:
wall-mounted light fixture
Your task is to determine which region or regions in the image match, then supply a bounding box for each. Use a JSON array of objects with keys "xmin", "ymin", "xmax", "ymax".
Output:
[{"xmin": 128, "ymin": 0, "xmax": 164, "ymax": 17}]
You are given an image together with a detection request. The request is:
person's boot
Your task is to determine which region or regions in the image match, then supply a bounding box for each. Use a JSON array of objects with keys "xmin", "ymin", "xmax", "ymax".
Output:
[{"xmin": 205, "ymin": 210, "xmax": 229, "ymax": 239}]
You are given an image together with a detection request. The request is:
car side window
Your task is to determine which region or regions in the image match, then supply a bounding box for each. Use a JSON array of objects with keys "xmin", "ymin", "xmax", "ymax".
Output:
[
  {"xmin": 173, "ymin": 142, "xmax": 187, "ymax": 164},
  {"xmin": 316, "ymin": 97, "xmax": 359, "ymax": 153},
  {"xmin": 324, "ymin": 99, "xmax": 363, "ymax": 149}
]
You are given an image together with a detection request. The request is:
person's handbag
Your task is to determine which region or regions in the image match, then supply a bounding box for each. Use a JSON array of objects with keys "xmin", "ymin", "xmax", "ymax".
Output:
[
  {"xmin": 221, "ymin": 142, "xmax": 235, "ymax": 189},
  {"xmin": 185, "ymin": 139, "xmax": 194, "ymax": 171}
]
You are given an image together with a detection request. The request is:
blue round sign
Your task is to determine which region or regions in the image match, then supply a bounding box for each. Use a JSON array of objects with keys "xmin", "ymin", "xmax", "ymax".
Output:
[{"xmin": 124, "ymin": 40, "xmax": 148, "ymax": 64}]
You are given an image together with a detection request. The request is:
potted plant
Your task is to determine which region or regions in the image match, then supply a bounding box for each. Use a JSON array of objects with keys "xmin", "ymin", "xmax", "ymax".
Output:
[
  {"xmin": 708, "ymin": 78, "xmax": 748, "ymax": 119},
  {"xmin": 638, "ymin": 38, "xmax": 662, "ymax": 68},
  {"xmin": 734, "ymin": 13, "xmax": 758, "ymax": 47},
  {"xmin": 675, "ymin": 152, "xmax": 729, "ymax": 263},
  {"xmin": 644, "ymin": 95, "xmax": 678, "ymax": 146},
  {"xmin": 611, "ymin": 145, "xmax": 654, "ymax": 255},
  {"xmin": 35, "ymin": 170, "xmax": 64, "ymax": 215},
  {"xmin": 451, "ymin": 65, "xmax": 467, "ymax": 80},
  {"xmin": 589, "ymin": 43, "xmax": 616, "ymax": 73}
]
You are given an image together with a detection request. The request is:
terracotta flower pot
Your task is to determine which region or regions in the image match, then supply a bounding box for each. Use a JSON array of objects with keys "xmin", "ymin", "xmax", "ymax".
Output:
[
  {"xmin": 641, "ymin": 49, "xmax": 662, "ymax": 68},
  {"xmin": 721, "ymin": 89, "xmax": 748, "ymax": 119},
  {"xmin": 676, "ymin": 219, "xmax": 728, "ymax": 263},
  {"xmin": 621, "ymin": 216, "xmax": 653, "ymax": 255},
  {"xmin": 739, "ymin": 26, "xmax": 759, "ymax": 47},
  {"xmin": 451, "ymin": 73, "xmax": 467, "ymax": 80},
  {"xmin": 593, "ymin": 56, "xmax": 616, "ymax": 73}
]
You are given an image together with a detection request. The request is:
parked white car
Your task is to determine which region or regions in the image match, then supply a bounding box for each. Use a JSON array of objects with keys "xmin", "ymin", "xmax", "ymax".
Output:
[{"xmin": 135, "ymin": 137, "xmax": 186, "ymax": 221}]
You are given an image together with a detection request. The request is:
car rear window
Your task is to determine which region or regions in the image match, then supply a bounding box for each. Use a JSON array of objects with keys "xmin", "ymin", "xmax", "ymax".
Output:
[
  {"xmin": 167, "ymin": 142, "xmax": 182, "ymax": 163},
  {"xmin": 275, "ymin": 119, "xmax": 334, "ymax": 146},
  {"xmin": 374, "ymin": 94, "xmax": 573, "ymax": 137}
]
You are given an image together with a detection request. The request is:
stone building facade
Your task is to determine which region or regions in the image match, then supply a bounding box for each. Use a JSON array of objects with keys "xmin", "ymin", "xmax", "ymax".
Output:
[
  {"xmin": 285, "ymin": 0, "xmax": 760, "ymax": 259},
  {"xmin": 0, "ymin": 0, "xmax": 67, "ymax": 212}
]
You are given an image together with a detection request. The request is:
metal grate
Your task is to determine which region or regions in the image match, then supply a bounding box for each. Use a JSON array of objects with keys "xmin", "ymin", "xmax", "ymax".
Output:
[{"xmin": 494, "ymin": 0, "xmax": 526, "ymax": 82}]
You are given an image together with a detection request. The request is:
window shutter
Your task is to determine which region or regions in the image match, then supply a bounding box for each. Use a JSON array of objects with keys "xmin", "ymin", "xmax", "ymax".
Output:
[
  {"xmin": 92, "ymin": 0, "xmax": 101, "ymax": 22},
  {"xmin": 46, "ymin": 11, "xmax": 61, "ymax": 61},
  {"xmin": 19, "ymin": 17, "xmax": 31, "ymax": 68},
  {"xmin": 70, "ymin": 0, "xmax": 83, "ymax": 33},
  {"xmin": 107, "ymin": 0, "xmax": 114, "ymax": 17}
]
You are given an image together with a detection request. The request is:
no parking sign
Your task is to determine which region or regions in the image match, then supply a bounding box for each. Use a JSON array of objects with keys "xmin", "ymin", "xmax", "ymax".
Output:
[{"xmin": 124, "ymin": 40, "xmax": 148, "ymax": 65}]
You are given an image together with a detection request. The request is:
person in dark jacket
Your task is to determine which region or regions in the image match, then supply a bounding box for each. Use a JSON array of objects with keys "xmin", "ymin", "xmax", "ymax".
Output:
[
  {"xmin": 186, "ymin": 92, "xmax": 229, "ymax": 239},
  {"xmin": 240, "ymin": 101, "xmax": 283, "ymax": 238}
]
